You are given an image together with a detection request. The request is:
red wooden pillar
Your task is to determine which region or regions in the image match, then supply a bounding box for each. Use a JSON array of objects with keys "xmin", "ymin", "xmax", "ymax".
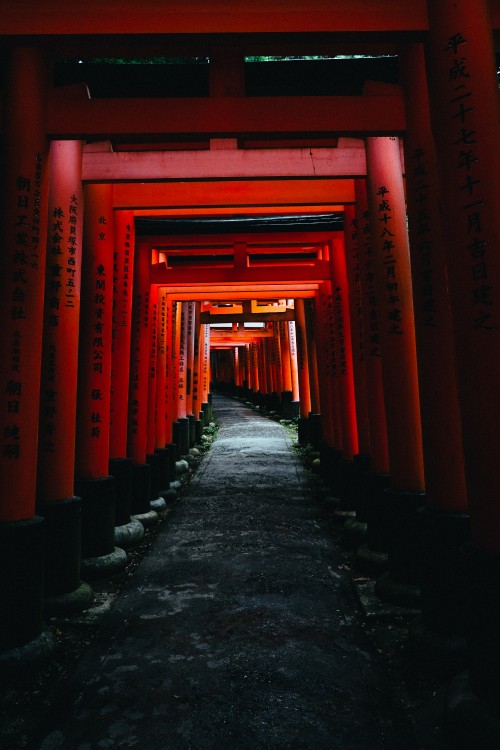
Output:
[
  {"xmin": 294, "ymin": 298, "xmax": 312, "ymax": 444},
  {"xmin": 175, "ymin": 301, "xmax": 190, "ymax": 454},
  {"xmin": 278, "ymin": 320, "xmax": 293, "ymax": 414},
  {"xmin": 146, "ymin": 281, "xmax": 162, "ymax": 501},
  {"xmin": 355, "ymin": 180, "xmax": 390, "ymax": 478},
  {"xmin": 37, "ymin": 140, "xmax": 93, "ymax": 608},
  {"xmin": 401, "ymin": 43, "xmax": 470, "ymax": 635},
  {"xmin": 185, "ymin": 301, "xmax": 196, "ymax": 446},
  {"xmin": 343, "ymin": 205, "xmax": 370, "ymax": 463},
  {"xmin": 426, "ymin": 0, "xmax": 500, "ymax": 704},
  {"xmin": 287, "ymin": 320, "xmax": 300, "ymax": 411},
  {"xmin": 109, "ymin": 210, "xmax": 136, "ymax": 528},
  {"xmin": 331, "ymin": 236, "xmax": 359, "ymax": 463},
  {"xmin": 75, "ymin": 184, "xmax": 126, "ymax": 572},
  {"xmin": 127, "ymin": 241, "xmax": 154, "ymax": 520},
  {"xmin": 0, "ymin": 48, "xmax": 50, "ymax": 652},
  {"xmin": 200, "ymin": 321, "xmax": 211, "ymax": 423},
  {"xmin": 365, "ymin": 135, "xmax": 425, "ymax": 588},
  {"xmin": 314, "ymin": 283, "xmax": 336, "ymax": 450},
  {"xmin": 191, "ymin": 302, "xmax": 202, "ymax": 421}
]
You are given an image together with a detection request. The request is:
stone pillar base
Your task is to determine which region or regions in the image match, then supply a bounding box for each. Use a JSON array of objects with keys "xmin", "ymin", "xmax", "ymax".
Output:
[
  {"xmin": 37, "ymin": 496, "xmax": 83, "ymax": 598},
  {"xmin": 201, "ymin": 402, "xmax": 210, "ymax": 426},
  {"xmin": 132, "ymin": 510, "xmax": 159, "ymax": 528},
  {"xmin": 419, "ymin": 508, "xmax": 471, "ymax": 637},
  {"xmin": 80, "ymin": 546, "xmax": 127, "ymax": 580},
  {"xmin": 0, "ymin": 516, "xmax": 45, "ymax": 651},
  {"xmin": 44, "ymin": 582, "xmax": 95, "ymax": 617},
  {"xmin": 130, "ymin": 463, "xmax": 151, "ymax": 516},
  {"xmin": 146, "ymin": 452, "xmax": 161, "ymax": 501},
  {"xmin": 176, "ymin": 417, "xmax": 190, "ymax": 455},
  {"xmin": 445, "ymin": 671, "xmax": 500, "ymax": 750},
  {"xmin": 108, "ymin": 457, "xmax": 132, "ymax": 527},
  {"xmin": 114, "ymin": 517, "xmax": 145, "ymax": 549},
  {"xmin": 187, "ymin": 414, "xmax": 196, "ymax": 447},
  {"xmin": 0, "ymin": 629, "xmax": 55, "ymax": 686},
  {"xmin": 155, "ymin": 445, "xmax": 176, "ymax": 493},
  {"xmin": 75, "ymin": 475, "xmax": 116, "ymax": 560}
]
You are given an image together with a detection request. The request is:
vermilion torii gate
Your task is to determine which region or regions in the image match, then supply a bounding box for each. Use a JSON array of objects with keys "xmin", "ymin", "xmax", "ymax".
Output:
[{"xmin": 2, "ymin": 0, "xmax": 500, "ymax": 738}]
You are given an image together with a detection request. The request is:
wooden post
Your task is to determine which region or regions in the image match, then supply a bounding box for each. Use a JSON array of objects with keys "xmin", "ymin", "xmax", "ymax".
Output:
[
  {"xmin": 0, "ymin": 48, "xmax": 50, "ymax": 651},
  {"xmin": 365, "ymin": 134, "xmax": 425, "ymax": 592},
  {"xmin": 75, "ymin": 184, "xmax": 126, "ymax": 573},
  {"xmin": 426, "ymin": 0, "xmax": 500, "ymax": 705},
  {"xmin": 36, "ymin": 140, "xmax": 93, "ymax": 608}
]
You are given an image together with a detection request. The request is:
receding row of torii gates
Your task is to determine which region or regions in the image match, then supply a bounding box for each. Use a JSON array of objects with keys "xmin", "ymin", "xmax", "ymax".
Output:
[{"xmin": 3, "ymin": 0, "xmax": 500, "ymax": 722}]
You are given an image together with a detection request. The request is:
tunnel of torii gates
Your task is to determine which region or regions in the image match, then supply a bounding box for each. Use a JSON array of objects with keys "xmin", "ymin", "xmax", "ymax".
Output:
[{"xmin": 3, "ymin": 0, "xmax": 500, "ymax": 711}]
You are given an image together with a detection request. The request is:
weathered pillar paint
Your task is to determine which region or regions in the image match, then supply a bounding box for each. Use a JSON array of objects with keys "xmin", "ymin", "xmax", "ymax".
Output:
[
  {"xmin": 331, "ymin": 237, "xmax": 359, "ymax": 461},
  {"xmin": 365, "ymin": 137, "xmax": 425, "ymax": 492},
  {"xmin": 0, "ymin": 47, "xmax": 50, "ymax": 651},
  {"xmin": 426, "ymin": 0, "xmax": 500, "ymax": 705},
  {"xmin": 110, "ymin": 211, "xmax": 135, "ymax": 460},
  {"xmin": 343, "ymin": 205, "xmax": 370, "ymax": 459},
  {"xmin": 37, "ymin": 141, "xmax": 83, "ymax": 504},
  {"xmin": 355, "ymin": 179, "xmax": 390, "ymax": 476}
]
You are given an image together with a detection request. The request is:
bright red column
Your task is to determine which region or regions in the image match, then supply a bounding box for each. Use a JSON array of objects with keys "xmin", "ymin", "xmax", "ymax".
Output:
[
  {"xmin": 401, "ymin": 44, "xmax": 468, "ymax": 513},
  {"xmin": 36, "ymin": 140, "xmax": 89, "ymax": 602},
  {"xmin": 287, "ymin": 321, "xmax": 300, "ymax": 404},
  {"xmin": 314, "ymin": 283, "xmax": 337, "ymax": 449},
  {"xmin": 109, "ymin": 211, "xmax": 135, "ymax": 460},
  {"xmin": 75, "ymin": 184, "xmax": 114, "ymax": 481},
  {"xmin": 0, "ymin": 48, "xmax": 50, "ymax": 650},
  {"xmin": 304, "ymin": 300, "xmax": 320, "ymax": 415},
  {"xmin": 163, "ymin": 294, "xmax": 175, "ymax": 441},
  {"xmin": 355, "ymin": 179, "xmax": 390, "ymax": 476},
  {"xmin": 343, "ymin": 205, "xmax": 370, "ymax": 460},
  {"xmin": 127, "ymin": 242, "xmax": 151, "ymax": 467},
  {"xmin": 365, "ymin": 137, "xmax": 425, "ymax": 493},
  {"xmin": 0, "ymin": 48, "xmax": 49, "ymax": 523},
  {"xmin": 330, "ymin": 236, "xmax": 359, "ymax": 462},
  {"xmin": 75, "ymin": 184, "xmax": 126, "ymax": 567},
  {"xmin": 425, "ymin": 0, "xmax": 500, "ymax": 703},
  {"xmin": 155, "ymin": 286, "xmax": 168, "ymax": 450},
  {"xmin": 37, "ymin": 141, "xmax": 83, "ymax": 504},
  {"xmin": 186, "ymin": 301, "xmax": 195, "ymax": 417},
  {"xmin": 279, "ymin": 321, "xmax": 293, "ymax": 393},
  {"xmin": 146, "ymin": 284, "xmax": 158, "ymax": 458},
  {"xmin": 177, "ymin": 302, "xmax": 189, "ymax": 419},
  {"xmin": 294, "ymin": 299, "xmax": 312, "ymax": 419},
  {"xmin": 426, "ymin": 0, "xmax": 500, "ymax": 551}
]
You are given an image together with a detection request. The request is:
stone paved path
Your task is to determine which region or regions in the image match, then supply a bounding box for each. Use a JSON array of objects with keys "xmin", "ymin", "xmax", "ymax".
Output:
[{"xmin": 40, "ymin": 394, "xmax": 417, "ymax": 750}]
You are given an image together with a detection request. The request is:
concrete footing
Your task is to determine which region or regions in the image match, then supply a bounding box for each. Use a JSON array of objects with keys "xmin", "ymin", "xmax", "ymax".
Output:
[
  {"xmin": 0, "ymin": 629, "xmax": 56, "ymax": 686},
  {"xmin": 114, "ymin": 517, "xmax": 145, "ymax": 549},
  {"xmin": 80, "ymin": 546, "xmax": 128, "ymax": 580},
  {"xmin": 132, "ymin": 510, "xmax": 159, "ymax": 528},
  {"xmin": 43, "ymin": 582, "xmax": 95, "ymax": 617},
  {"xmin": 0, "ymin": 515, "xmax": 45, "ymax": 651}
]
